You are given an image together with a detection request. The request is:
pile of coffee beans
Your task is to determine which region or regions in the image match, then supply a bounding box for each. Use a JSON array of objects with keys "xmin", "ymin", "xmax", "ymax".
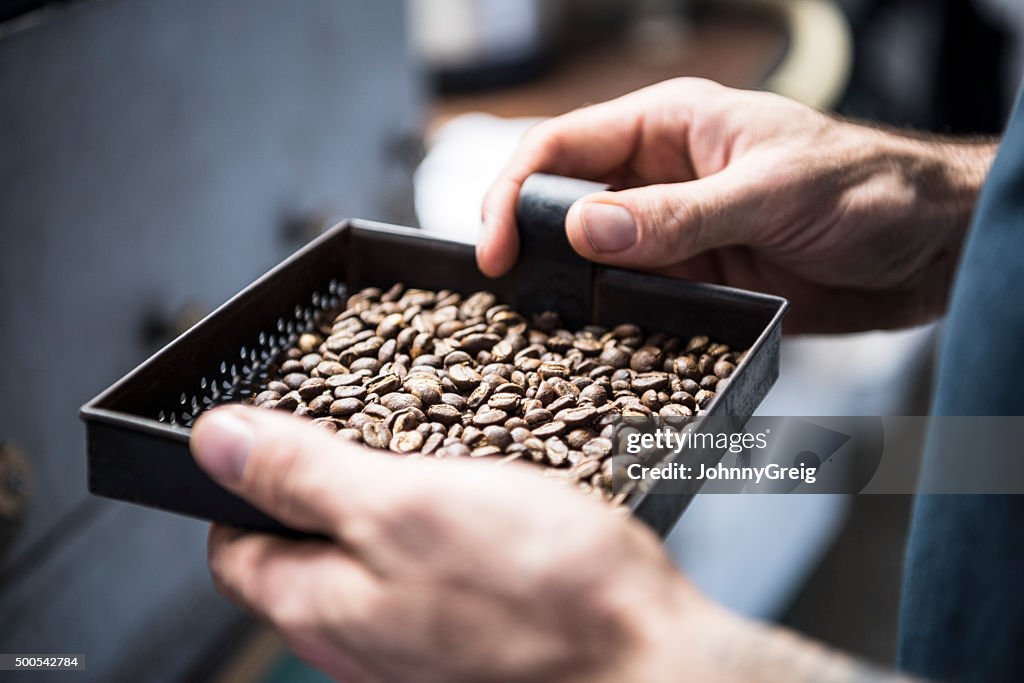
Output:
[{"xmin": 248, "ymin": 284, "xmax": 743, "ymax": 501}]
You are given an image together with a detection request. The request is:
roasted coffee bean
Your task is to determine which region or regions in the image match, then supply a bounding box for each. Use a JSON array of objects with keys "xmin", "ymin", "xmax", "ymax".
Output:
[
  {"xmin": 437, "ymin": 443, "xmax": 471, "ymax": 458},
  {"xmin": 467, "ymin": 383, "xmax": 493, "ymax": 409},
  {"xmin": 362, "ymin": 422, "xmax": 392, "ymax": 449},
  {"xmin": 460, "ymin": 333, "xmax": 501, "ymax": 354},
  {"xmin": 448, "ymin": 363, "xmax": 482, "ymax": 390},
  {"xmin": 630, "ymin": 346, "xmax": 663, "ymax": 373},
  {"xmin": 573, "ymin": 458, "xmax": 601, "ymax": 479},
  {"xmin": 522, "ymin": 408, "xmax": 551, "ymax": 426},
  {"xmin": 694, "ymin": 389, "xmax": 716, "ymax": 409},
  {"xmin": 483, "ymin": 426, "xmax": 513, "ymax": 450},
  {"xmin": 367, "ymin": 373, "xmax": 401, "ymax": 395},
  {"xmin": 714, "ymin": 360, "xmax": 736, "ymax": 379},
  {"xmin": 253, "ymin": 390, "xmax": 281, "ymax": 406},
  {"xmin": 338, "ymin": 428, "xmax": 362, "ymax": 442},
  {"xmin": 390, "ymin": 408, "xmax": 426, "ymax": 433},
  {"xmin": 330, "ymin": 398, "xmax": 364, "ymax": 417},
  {"xmin": 533, "ymin": 420, "xmax": 567, "ymax": 438},
  {"xmin": 555, "ymin": 405, "xmax": 597, "ymax": 428},
  {"xmin": 566, "ymin": 428, "xmax": 597, "ymax": 450},
  {"xmin": 403, "ymin": 377, "xmax": 442, "ymax": 405},
  {"xmin": 538, "ymin": 362, "xmax": 570, "ymax": 381},
  {"xmin": 472, "ymin": 408, "xmax": 507, "ymax": 427},
  {"xmin": 363, "ymin": 403, "xmax": 392, "ymax": 419},
  {"xmin": 685, "ymin": 335, "xmax": 709, "ymax": 354},
  {"xmin": 545, "ymin": 437, "xmax": 569, "ymax": 466},
  {"xmin": 422, "ymin": 432, "xmax": 445, "ymax": 455},
  {"xmin": 659, "ymin": 403, "xmax": 693, "ymax": 420},
  {"xmin": 673, "ymin": 356, "xmax": 701, "ymax": 381},
  {"xmin": 582, "ymin": 437, "xmax": 613, "ymax": 459},
  {"xmin": 298, "ymin": 333, "xmax": 322, "ymax": 353},
  {"xmin": 300, "ymin": 353, "xmax": 323, "ymax": 373},
  {"xmin": 324, "ymin": 373, "xmax": 361, "ymax": 389},
  {"xmin": 298, "ymin": 377, "xmax": 327, "ymax": 401},
  {"xmin": 632, "ymin": 372, "xmax": 671, "ymax": 393},
  {"xmin": 281, "ymin": 359, "xmax": 305, "ymax": 375},
  {"xmin": 679, "ymin": 378, "xmax": 701, "ymax": 395},
  {"xmin": 390, "ymin": 430, "xmax": 424, "ymax": 454},
  {"xmin": 471, "ymin": 445, "xmax": 503, "ymax": 457},
  {"xmin": 700, "ymin": 375, "xmax": 719, "ymax": 391},
  {"xmin": 334, "ymin": 385, "xmax": 368, "ymax": 401},
  {"xmin": 579, "ymin": 383, "xmax": 608, "ymax": 406},
  {"xmin": 380, "ymin": 392, "xmax": 421, "ymax": 412},
  {"xmin": 308, "ymin": 393, "xmax": 334, "ymax": 416},
  {"xmin": 275, "ymin": 392, "xmax": 301, "ymax": 411},
  {"xmin": 547, "ymin": 394, "xmax": 577, "ymax": 414},
  {"xmin": 283, "ymin": 373, "xmax": 309, "ymax": 390},
  {"xmin": 488, "ymin": 392, "xmax": 521, "ymax": 412}
]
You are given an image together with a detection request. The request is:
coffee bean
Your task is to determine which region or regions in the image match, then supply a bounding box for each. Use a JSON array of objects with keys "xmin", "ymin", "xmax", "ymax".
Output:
[
  {"xmin": 544, "ymin": 437, "xmax": 569, "ymax": 466},
  {"xmin": 547, "ymin": 394, "xmax": 577, "ymax": 414},
  {"xmin": 579, "ymin": 383, "xmax": 607, "ymax": 406},
  {"xmin": 276, "ymin": 392, "xmax": 301, "ymax": 411},
  {"xmin": 253, "ymin": 390, "xmax": 281, "ymax": 406},
  {"xmin": 488, "ymin": 392, "xmax": 521, "ymax": 412},
  {"xmin": 467, "ymin": 383, "xmax": 493, "ymax": 409},
  {"xmin": 673, "ymin": 356, "xmax": 701, "ymax": 381},
  {"xmin": 533, "ymin": 420, "xmax": 567, "ymax": 438},
  {"xmin": 473, "ymin": 408, "xmax": 507, "ymax": 427},
  {"xmin": 308, "ymin": 393, "xmax": 334, "ymax": 416},
  {"xmin": 390, "ymin": 430, "xmax": 424, "ymax": 453},
  {"xmin": 582, "ymin": 437, "xmax": 613, "ymax": 459},
  {"xmin": 714, "ymin": 360, "xmax": 736, "ymax": 379},
  {"xmin": 630, "ymin": 346, "xmax": 663, "ymax": 373},
  {"xmin": 333, "ymin": 385, "xmax": 368, "ymax": 401},
  {"xmin": 330, "ymin": 398, "xmax": 364, "ymax": 417},
  {"xmin": 632, "ymin": 372, "xmax": 671, "ymax": 393},
  {"xmin": 362, "ymin": 422, "xmax": 392, "ymax": 449},
  {"xmin": 555, "ymin": 405, "xmax": 597, "ymax": 428},
  {"xmin": 368, "ymin": 373, "xmax": 401, "ymax": 395},
  {"xmin": 363, "ymin": 403, "xmax": 392, "ymax": 419},
  {"xmin": 573, "ymin": 458, "xmax": 601, "ymax": 479},
  {"xmin": 337, "ymin": 428, "xmax": 362, "ymax": 442},
  {"xmin": 298, "ymin": 377, "xmax": 327, "ymax": 401},
  {"xmin": 694, "ymin": 389, "xmax": 716, "ymax": 409},
  {"xmin": 483, "ymin": 426, "xmax": 513, "ymax": 450},
  {"xmin": 566, "ymin": 428, "xmax": 597, "ymax": 449}
]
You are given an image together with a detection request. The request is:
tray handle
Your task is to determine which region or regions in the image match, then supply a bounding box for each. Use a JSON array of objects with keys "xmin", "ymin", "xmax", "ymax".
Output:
[{"xmin": 512, "ymin": 173, "xmax": 611, "ymax": 328}]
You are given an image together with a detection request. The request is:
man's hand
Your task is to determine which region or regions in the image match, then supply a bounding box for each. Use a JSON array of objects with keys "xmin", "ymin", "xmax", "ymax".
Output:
[
  {"xmin": 192, "ymin": 406, "xmax": 916, "ymax": 682},
  {"xmin": 191, "ymin": 405, "xmax": 710, "ymax": 683},
  {"xmin": 478, "ymin": 78, "xmax": 996, "ymax": 333}
]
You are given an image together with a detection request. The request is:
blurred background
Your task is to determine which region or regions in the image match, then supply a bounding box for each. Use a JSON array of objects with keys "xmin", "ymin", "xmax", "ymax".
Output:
[{"xmin": 1, "ymin": 1, "xmax": 1021, "ymax": 681}]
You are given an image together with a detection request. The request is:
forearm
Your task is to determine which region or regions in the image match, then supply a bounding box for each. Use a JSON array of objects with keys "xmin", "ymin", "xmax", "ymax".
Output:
[{"xmin": 626, "ymin": 587, "xmax": 921, "ymax": 683}]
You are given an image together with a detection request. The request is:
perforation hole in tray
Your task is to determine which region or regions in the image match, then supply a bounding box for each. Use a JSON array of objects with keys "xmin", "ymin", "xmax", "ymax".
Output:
[{"xmin": 156, "ymin": 280, "xmax": 346, "ymax": 428}]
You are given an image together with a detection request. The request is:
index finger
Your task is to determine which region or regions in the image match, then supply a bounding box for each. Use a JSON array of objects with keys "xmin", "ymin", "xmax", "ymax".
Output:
[{"xmin": 477, "ymin": 93, "xmax": 654, "ymax": 277}]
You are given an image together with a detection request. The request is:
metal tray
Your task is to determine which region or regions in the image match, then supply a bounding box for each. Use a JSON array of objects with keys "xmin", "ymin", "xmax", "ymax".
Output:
[{"xmin": 81, "ymin": 174, "xmax": 788, "ymax": 538}]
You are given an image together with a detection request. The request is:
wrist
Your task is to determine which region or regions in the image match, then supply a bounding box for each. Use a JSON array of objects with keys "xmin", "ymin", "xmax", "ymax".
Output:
[{"xmin": 855, "ymin": 124, "xmax": 996, "ymax": 249}]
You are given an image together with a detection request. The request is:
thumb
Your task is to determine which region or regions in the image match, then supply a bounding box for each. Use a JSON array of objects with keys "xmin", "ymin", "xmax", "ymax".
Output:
[
  {"xmin": 565, "ymin": 173, "xmax": 755, "ymax": 269},
  {"xmin": 190, "ymin": 405, "xmax": 396, "ymax": 535}
]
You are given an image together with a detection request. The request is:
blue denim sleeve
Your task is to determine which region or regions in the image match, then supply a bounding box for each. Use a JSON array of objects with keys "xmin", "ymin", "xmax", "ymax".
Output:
[{"xmin": 898, "ymin": 90, "xmax": 1024, "ymax": 681}]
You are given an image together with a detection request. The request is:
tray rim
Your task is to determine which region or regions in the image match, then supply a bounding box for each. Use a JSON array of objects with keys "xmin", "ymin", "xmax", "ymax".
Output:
[{"xmin": 81, "ymin": 217, "xmax": 788, "ymax": 428}]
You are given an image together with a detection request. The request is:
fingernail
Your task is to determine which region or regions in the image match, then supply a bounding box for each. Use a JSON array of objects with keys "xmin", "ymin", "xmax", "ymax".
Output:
[
  {"xmin": 581, "ymin": 202, "xmax": 637, "ymax": 253},
  {"xmin": 192, "ymin": 410, "xmax": 253, "ymax": 485}
]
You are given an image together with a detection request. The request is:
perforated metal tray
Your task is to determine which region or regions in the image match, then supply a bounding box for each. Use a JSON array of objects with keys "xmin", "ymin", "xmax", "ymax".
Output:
[{"xmin": 81, "ymin": 174, "xmax": 788, "ymax": 537}]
